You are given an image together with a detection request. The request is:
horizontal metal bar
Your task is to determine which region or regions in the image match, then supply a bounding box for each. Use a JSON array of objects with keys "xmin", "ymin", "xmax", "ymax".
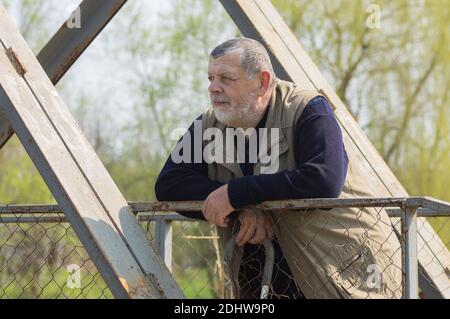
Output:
[
  {"xmin": 413, "ymin": 197, "xmax": 450, "ymax": 214},
  {"xmin": 386, "ymin": 208, "xmax": 450, "ymax": 217},
  {"xmin": 0, "ymin": 213, "xmax": 193, "ymax": 223},
  {"xmin": 1, "ymin": 206, "xmax": 449, "ymax": 224},
  {"xmin": 2, "ymin": 197, "xmax": 450, "ymax": 215},
  {"xmin": 129, "ymin": 197, "xmax": 449, "ymax": 211},
  {"xmin": 0, "ymin": 215, "xmax": 66, "ymax": 223},
  {"xmin": 0, "ymin": 204, "xmax": 62, "ymax": 214},
  {"xmin": 131, "ymin": 198, "xmax": 411, "ymax": 211},
  {"xmin": 137, "ymin": 213, "xmax": 192, "ymax": 222}
]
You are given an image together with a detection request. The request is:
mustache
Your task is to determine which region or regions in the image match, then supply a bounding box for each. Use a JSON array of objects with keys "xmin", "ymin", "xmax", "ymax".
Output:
[{"xmin": 211, "ymin": 95, "xmax": 230, "ymax": 103}]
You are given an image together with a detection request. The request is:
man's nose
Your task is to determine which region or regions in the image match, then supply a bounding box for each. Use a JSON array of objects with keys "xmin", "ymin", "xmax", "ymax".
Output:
[{"xmin": 208, "ymin": 79, "xmax": 223, "ymax": 94}]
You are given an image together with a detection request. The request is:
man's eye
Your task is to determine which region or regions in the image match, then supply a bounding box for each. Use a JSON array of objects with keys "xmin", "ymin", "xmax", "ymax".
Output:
[{"xmin": 208, "ymin": 76, "xmax": 214, "ymax": 82}]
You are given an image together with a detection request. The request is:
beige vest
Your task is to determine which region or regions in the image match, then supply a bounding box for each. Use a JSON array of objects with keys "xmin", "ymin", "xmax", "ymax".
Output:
[{"xmin": 201, "ymin": 79, "xmax": 402, "ymax": 299}]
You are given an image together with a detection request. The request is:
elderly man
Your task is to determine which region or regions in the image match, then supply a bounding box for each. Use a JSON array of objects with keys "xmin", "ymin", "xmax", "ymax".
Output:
[{"xmin": 155, "ymin": 38, "xmax": 402, "ymax": 299}]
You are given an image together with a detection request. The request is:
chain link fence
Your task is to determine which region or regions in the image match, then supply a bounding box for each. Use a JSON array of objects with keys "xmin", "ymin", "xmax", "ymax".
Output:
[
  {"xmin": 0, "ymin": 214, "xmax": 111, "ymax": 298},
  {"xmin": 222, "ymin": 204, "xmax": 403, "ymax": 299},
  {"xmin": 0, "ymin": 198, "xmax": 449, "ymax": 299},
  {"xmin": 0, "ymin": 213, "xmax": 232, "ymax": 299}
]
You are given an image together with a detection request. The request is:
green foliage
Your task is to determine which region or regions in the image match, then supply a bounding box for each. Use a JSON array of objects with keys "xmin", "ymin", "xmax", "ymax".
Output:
[
  {"xmin": 0, "ymin": 137, "xmax": 54, "ymax": 204},
  {"xmin": 272, "ymin": 0, "xmax": 450, "ymax": 248},
  {"xmin": 4, "ymin": 0, "xmax": 57, "ymax": 53},
  {"xmin": 176, "ymin": 268, "xmax": 215, "ymax": 299},
  {"xmin": 95, "ymin": 0, "xmax": 238, "ymax": 201},
  {"xmin": 272, "ymin": 4, "xmax": 450, "ymax": 190}
]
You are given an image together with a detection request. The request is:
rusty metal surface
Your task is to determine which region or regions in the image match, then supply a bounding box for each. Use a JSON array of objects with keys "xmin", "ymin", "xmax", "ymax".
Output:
[
  {"xmin": 0, "ymin": 213, "xmax": 189, "ymax": 223},
  {"xmin": 6, "ymin": 47, "xmax": 26, "ymax": 75},
  {"xmin": 131, "ymin": 198, "xmax": 404, "ymax": 212},
  {"xmin": 2, "ymin": 197, "xmax": 450, "ymax": 216},
  {"xmin": 38, "ymin": 0, "xmax": 127, "ymax": 84},
  {"xmin": 0, "ymin": 204, "xmax": 62, "ymax": 214},
  {"xmin": 131, "ymin": 197, "xmax": 414, "ymax": 212}
]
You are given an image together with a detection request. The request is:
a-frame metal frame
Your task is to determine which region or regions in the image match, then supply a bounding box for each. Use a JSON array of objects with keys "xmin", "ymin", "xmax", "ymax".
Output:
[
  {"xmin": 0, "ymin": 0, "xmax": 448, "ymax": 298},
  {"xmin": 0, "ymin": 2, "xmax": 183, "ymax": 299}
]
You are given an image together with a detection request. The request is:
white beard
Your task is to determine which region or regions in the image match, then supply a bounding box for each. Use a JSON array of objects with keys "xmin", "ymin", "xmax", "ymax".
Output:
[{"xmin": 212, "ymin": 92, "xmax": 260, "ymax": 129}]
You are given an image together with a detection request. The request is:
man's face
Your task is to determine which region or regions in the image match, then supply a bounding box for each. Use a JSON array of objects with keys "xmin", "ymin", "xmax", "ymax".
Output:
[{"xmin": 208, "ymin": 52, "xmax": 260, "ymax": 128}]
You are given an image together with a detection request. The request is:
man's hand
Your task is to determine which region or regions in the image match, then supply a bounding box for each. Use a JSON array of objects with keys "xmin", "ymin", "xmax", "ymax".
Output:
[
  {"xmin": 235, "ymin": 208, "xmax": 273, "ymax": 246},
  {"xmin": 201, "ymin": 184, "xmax": 235, "ymax": 227}
]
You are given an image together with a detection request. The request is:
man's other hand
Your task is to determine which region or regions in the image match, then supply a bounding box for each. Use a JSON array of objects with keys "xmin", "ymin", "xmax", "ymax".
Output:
[
  {"xmin": 201, "ymin": 184, "xmax": 234, "ymax": 227},
  {"xmin": 235, "ymin": 208, "xmax": 273, "ymax": 246}
]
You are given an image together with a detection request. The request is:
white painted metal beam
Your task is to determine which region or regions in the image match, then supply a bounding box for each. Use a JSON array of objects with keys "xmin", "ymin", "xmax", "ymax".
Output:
[{"xmin": 0, "ymin": 4, "xmax": 183, "ymax": 299}]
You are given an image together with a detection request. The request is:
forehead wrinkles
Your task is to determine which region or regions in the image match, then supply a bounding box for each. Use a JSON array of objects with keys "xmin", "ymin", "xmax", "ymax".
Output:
[{"xmin": 208, "ymin": 53, "xmax": 243, "ymax": 75}]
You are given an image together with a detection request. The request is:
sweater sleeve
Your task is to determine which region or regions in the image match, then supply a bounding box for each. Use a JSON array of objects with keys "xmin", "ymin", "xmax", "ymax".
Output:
[
  {"xmin": 227, "ymin": 96, "xmax": 349, "ymax": 209},
  {"xmin": 155, "ymin": 116, "xmax": 224, "ymax": 220}
]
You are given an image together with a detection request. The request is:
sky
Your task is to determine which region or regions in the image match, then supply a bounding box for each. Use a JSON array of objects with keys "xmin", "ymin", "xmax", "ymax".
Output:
[{"xmin": 5, "ymin": 1, "xmax": 180, "ymax": 154}]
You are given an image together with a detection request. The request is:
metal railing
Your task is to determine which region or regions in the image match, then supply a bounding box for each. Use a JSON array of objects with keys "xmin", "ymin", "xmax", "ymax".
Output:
[{"xmin": 0, "ymin": 196, "xmax": 449, "ymax": 299}]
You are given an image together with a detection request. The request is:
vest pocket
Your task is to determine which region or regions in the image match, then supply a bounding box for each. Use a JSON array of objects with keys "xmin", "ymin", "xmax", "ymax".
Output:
[{"xmin": 332, "ymin": 248, "xmax": 369, "ymax": 297}]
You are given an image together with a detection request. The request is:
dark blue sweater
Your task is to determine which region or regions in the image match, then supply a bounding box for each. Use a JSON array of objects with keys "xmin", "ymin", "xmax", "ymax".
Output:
[
  {"xmin": 155, "ymin": 96, "xmax": 348, "ymax": 298},
  {"xmin": 155, "ymin": 96, "xmax": 349, "ymax": 219}
]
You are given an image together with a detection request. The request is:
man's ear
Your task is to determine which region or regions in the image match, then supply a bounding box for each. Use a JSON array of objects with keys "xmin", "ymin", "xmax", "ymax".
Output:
[{"xmin": 257, "ymin": 70, "xmax": 272, "ymax": 96}]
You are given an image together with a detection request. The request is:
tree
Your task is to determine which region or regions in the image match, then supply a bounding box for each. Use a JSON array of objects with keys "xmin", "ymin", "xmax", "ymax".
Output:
[{"xmin": 272, "ymin": 0, "xmax": 450, "ymax": 248}]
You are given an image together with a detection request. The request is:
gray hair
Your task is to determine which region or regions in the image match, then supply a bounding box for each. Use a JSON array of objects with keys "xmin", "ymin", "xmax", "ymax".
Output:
[{"xmin": 210, "ymin": 38, "xmax": 276, "ymax": 87}]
